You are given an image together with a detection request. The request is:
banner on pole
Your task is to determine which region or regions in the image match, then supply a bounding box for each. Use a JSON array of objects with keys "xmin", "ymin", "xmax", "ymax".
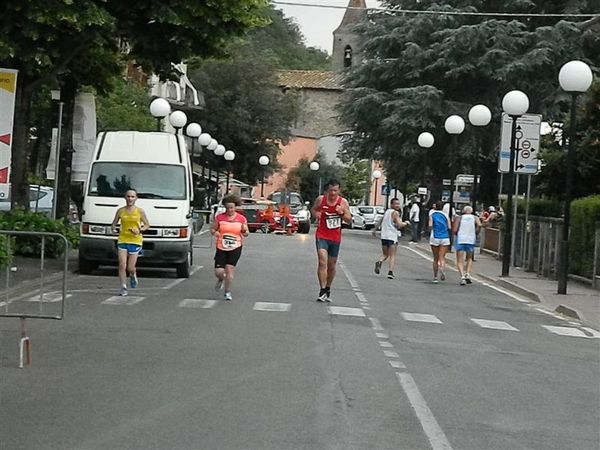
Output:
[{"xmin": 0, "ymin": 68, "xmax": 18, "ymax": 199}]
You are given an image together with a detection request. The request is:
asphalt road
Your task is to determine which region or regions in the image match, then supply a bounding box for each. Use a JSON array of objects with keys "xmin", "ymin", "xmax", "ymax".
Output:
[{"xmin": 1, "ymin": 229, "xmax": 598, "ymax": 450}]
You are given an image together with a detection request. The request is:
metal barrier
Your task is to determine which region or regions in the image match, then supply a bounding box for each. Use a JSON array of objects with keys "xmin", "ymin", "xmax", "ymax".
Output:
[{"xmin": 0, "ymin": 231, "xmax": 69, "ymax": 368}]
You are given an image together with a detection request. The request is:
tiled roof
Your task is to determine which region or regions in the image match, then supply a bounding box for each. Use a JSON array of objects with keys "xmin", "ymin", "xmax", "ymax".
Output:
[{"xmin": 276, "ymin": 70, "xmax": 345, "ymax": 90}]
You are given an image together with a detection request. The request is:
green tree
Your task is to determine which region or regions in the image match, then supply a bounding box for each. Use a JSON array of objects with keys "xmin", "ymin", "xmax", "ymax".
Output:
[
  {"xmin": 96, "ymin": 78, "xmax": 156, "ymax": 132},
  {"xmin": 339, "ymin": 0, "xmax": 600, "ymax": 205},
  {"xmin": 340, "ymin": 160, "xmax": 370, "ymax": 205},
  {"xmin": 286, "ymin": 157, "xmax": 342, "ymax": 204},
  {"xmin": 187, "ymin": 44, "xmax": 299, "ymax": 185},
  {"xmin": 0, "ymin": 0, "xmax": 268, "ymax": 212}
]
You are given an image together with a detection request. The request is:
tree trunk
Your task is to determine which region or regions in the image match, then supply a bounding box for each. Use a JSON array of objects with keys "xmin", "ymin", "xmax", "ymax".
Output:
[
  {"xmin": 56, "ymin": 76, "xmax": 76, "ymax": 219},
  {"xmin": 11, "ymin": 79, "xmax": 34, "ymax": 210}
]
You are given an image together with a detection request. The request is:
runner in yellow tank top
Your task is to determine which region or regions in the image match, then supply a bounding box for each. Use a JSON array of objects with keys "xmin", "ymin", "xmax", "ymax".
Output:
[{"xmin": 111, "ymin": 190, "xmax": 150, "ymax": 296}]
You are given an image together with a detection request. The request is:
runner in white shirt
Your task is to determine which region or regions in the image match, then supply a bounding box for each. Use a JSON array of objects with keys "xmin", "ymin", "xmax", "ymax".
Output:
[
  {"xmin": 452, "ymin": 205, "xmax": 481, "ymax": 285},
  {"xmin": 372, "ymin": 198, "xmax": 409, "ymax": 279}
]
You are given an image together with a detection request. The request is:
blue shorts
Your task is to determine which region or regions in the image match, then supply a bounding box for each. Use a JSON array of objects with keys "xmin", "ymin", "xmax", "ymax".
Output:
[
  {"xmin": 117, "ymin": 243, "xmax": 143, "ymax": 255},
  {"xmin": 456, "ymin": 243, "xmax": 475, "ymax": 254},
  {"xmin": 381, "ymin": 239, "xmax": 397, "ymax": 248},
  {"xmin": 316, "ymin": 238, "xmax": 341, "ymax": 259}
]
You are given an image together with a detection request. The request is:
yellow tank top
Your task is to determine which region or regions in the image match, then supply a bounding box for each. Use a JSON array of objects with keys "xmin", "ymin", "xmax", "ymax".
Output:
[{"xmin": 118, "ymin": 207, "xmax": 144, "ymax": 245}]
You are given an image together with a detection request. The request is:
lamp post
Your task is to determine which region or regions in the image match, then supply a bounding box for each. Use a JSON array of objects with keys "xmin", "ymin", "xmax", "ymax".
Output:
[
  {"xmin": 169, "ymin": 110, "xmax": 187, "ymax": 134},
  {"xmin": 198, "ymin": 133, "xmax": 212, "ymax": 206},
  {"xmin": 557, "ymin": 60, "xmax": 593, "ymax": 294},
  {"xmin": 444, "ymin": 115, "xmax": 466, "ymax": 219},
  {"xmin": 501, "ymin": 90, "xmax": 530, "ymax": 277},
  {"xmin": 467, "ymin": 104, "xmax": 492, "ymax": 210},
  {"xmin": 259, "ymin": 155, "xmax": 269, "ymax": 197},
  {"xmin": 185, "ymin": 122, "xmax": 202, "ymax": 157},
  {"xmin": 213, "ymin": 143, "xmax": 225, "ymax": 196},
  {"xmin": 149, "ymin": 97, "xmax": 171, "ymax": 131},
  {"xmin": 372, "ymin": 169, "xmax": 382, "ymax": 205},
  {"xmin": 224, "ymin": 150, "xmax": 235, "ymax": 194},
  {"xmin": 50, "ymin": 89, "xmax": 64, "ymax": 220},
  {"xmin": 310, "ymin": 161, "xmax": 321, "ymax": 196}
]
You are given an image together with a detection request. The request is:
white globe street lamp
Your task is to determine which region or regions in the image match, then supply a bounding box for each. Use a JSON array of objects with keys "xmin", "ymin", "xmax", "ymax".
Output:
[
  {"xmin": 169, "ymin": 110, "xmax": 187, "ymax": 133},
  {"xmin": 185, "ymin": 123, "xmax": 202, "ymax": 157},
  {"xmin": 214, "ymin": 144, "xmax": 226, "ymax": 156},
  {"xmin": 444, "ymin": 114, "xmax": 465, "ymax": 220},
  {"xmin": 198, "ymin": 133, "xmax": 212, "ymax": 147},
  {"xmin": 207, "ymin": 139, "xmax": 218, "ymax": 151},
  {"xmin": 417, "ymin": 132, "xmax": 435, "ymax": 148},
  {"xmin": 372, "ymin": 169, "xmax": 382, "ymax": 206},
  {"xmin": 500, "ymin": 90, "xmax": 529, "ymax": 277},
  {"xmin": 149, "ymin": 98, "xmax": 171, "ymax": 131},
  {"xmin": 557, "ymin": 60, "xmax": 593, "ymax": 294},
  {"xmin": 468, "ymin": 104, "xmax": 492, "ymax": 210},
  {"xmin": 259, "ymin": 155, "xmax": 270, "ymax": 197}
]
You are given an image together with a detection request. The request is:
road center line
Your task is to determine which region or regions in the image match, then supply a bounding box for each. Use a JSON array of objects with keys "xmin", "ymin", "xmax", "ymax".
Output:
[{"xmin": 396, "ymin": 372, "xmax": 453, "ymax": 450}]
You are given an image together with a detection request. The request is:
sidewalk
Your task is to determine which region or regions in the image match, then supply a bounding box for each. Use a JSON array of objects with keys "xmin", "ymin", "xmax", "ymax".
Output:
[{"xmin": 407, "ymin": 240, "xmax": 600, "ymax": 330}]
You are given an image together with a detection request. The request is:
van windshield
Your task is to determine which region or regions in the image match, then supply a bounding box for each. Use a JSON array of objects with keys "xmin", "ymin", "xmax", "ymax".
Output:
[{"xmin": 88, "ymin": 162, "xmax": 186, "ymax": 199}]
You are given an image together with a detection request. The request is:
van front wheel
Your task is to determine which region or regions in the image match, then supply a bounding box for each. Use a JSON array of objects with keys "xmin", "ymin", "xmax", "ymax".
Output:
[{"xmin": 176, "ymin": 247, "xmax": 192, "ymax": 278}]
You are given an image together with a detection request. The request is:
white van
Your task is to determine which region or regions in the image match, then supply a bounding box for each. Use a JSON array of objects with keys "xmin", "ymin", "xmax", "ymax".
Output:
[{"xmin": 79, "ymin": 131, "xmax": 194, "ymax": 277}]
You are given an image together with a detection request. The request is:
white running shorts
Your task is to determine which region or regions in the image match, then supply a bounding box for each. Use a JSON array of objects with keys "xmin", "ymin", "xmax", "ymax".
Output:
[{"xmin": 429, "ymin": 237, "xmax": 450, "ymax": 246}]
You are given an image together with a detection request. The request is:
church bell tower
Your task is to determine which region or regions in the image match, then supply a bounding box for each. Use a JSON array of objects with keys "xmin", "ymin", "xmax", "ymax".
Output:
[{"xmin": 332, "ymin": 0, "xmax": 367, "ymax": 71}]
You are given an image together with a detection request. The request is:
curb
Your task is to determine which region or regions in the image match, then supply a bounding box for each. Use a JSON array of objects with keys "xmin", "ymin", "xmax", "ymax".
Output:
[
  {"xmin": 554, "ymin": 304, "xmax": 583, "ymax": 321},
  {"xmin": 475, "ymin": 273, "xmax": 540, "ymax": 302}
]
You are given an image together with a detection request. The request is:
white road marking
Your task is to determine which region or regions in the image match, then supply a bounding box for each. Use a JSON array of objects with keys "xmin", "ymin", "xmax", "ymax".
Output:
[
  {"xmin": 403, "ymin": 245, "xmax": 434, "ymax": 262},
  {"xmin": 582, "ymin": 327, "xmax": 600, "ymax": 338},
  {"xmin": 390, "ymin": 360, "xmax": 407, "ymax": 369},
  {"xmin": 355, "ymin": 292, "xmax": 368, "ymax": 303},
  {"xmin": 327, "ymin": 306, "xmax": 366, "ymax": 317},
  {"xmin": 102, "ymin": 296, "xmax": 145, "ymax": 305},
  {"xmin": 384, "ymin": 350, "xmax": 399, "ymax": 358},
  {"xmin": 379, "ymin": 341, "xmax": 393, "ymax": 348},
  {"xmin": 162, "ymin": 266, "xmax": 203, "ymax": 290},
  {"xmin": 401, "ymin": 312, "xmax": 443, "ymax": 324},
  {"xmin": 253, "ymin": 302, "xmax": 291, "ymax": 312},
  {"xmin": 376, "ymin": 332, "xmax": 389, "ymax": 339},
  {"xmin": 178, "ymin": 299, "xmax": 217, "ymax": 309},
  {"xmin": 542, "ymin": 325, "xmax": 588, "ymax": 337},
  {"xmin": 396, "ymin": 372, "xmax": 453, "ymax": 450},
  {"xmin": 534, "ymin": 307, "xmax": 570, "ymax": 322},
  {"xmin": 470, "ymin": 318, "xmax": 519, "ymax": 331},
  {"xmin": 339, "ymin": 260, "xmax": 359, "ymax": 289},
  {"xmin": 370, "ymin": 317, "xmax": 384, "ymax": 331},
  {"xmin": 23, "ymin": 292, "xmax": 72, "ymax": 303}
]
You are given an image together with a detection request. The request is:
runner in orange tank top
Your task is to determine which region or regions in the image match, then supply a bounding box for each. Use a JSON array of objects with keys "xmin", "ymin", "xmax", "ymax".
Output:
[{"xmin": 311, "ymin": 179, "xmax": 351, "ymax": 302}]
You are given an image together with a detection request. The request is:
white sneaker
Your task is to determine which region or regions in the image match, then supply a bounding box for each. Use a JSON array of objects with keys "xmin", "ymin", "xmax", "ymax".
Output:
[
  {"xmin": 215, "ymin": 279, "xmax": 223, "ymax": 291},
  {"xmin": 120, "ymin": 286, "xmax": 128, "ymax": 296},
  {"xmin": 465, "ymin": 274, "xmax": 472, "ymax": 284}
]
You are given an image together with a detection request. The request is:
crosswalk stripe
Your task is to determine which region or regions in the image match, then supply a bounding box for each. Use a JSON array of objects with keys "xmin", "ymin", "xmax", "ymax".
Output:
[
  {"xmin": 470, "ymin": 318, "xmax": 519, "ymax": 331},
  {"xmin": 102, "ymin": 296, "xmax": 145, "ymax": 305},
  {"xmin": 253, "ymin": 302, "xmax": 291, "ymax": 312},
  {"xmin": 328, "ymin": 306, "xmax": 366, "ymax": 317},
  {"xmin": 179, "ymin": 299, "xmax": 218, "ymax": 309},
  {"xmin": 401, "ymin": 312, "xmax": 443, "ymax": 324},
  {"xmin": 542, "ymin": 325, "xmax": 588, "ymax": 337}
]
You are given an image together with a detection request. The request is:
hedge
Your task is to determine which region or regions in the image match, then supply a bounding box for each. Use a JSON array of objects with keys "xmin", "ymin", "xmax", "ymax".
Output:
[
  {"xmin": 0, "ymin": 208, "xmax": 80, "ymax": 267},
  {"xmin": 569, "ymin": 195, "xmax": 600, "ymax": 279}
]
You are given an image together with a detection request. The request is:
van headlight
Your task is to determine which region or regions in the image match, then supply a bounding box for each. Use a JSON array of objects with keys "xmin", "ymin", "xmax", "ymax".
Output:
[
  {"xmin": 162, "ymin": 228, "xmax": 180, "ymax": 237},
  {"xmin": 83, "ymin": 224, "xmax": 112, "ymax": 235}
]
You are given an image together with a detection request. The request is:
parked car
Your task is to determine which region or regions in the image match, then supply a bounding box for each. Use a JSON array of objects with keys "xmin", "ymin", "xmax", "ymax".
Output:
[
  {"xmin": 267, "ymin": 191, "xmax": 304, "ymax": 215},
  {"xmin": 356, "ymin": 206, "xmax": 378, "ymax": 229},
  {"xmin": 295, "ymin": 203, "xmax": 311, "ymax": 234},
  {"xmin": 0, "ymin": 184, "xmax": 79, "ymax": 222},
  {"xmin": 344, "ymin": 206, "xmax": 366, "ymax": 229}
]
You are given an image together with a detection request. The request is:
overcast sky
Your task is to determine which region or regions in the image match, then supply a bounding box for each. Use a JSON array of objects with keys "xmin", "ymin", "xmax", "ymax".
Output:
[{"xmin": 274, "ymin": 0, "xmax": 382, "ymax": 54}]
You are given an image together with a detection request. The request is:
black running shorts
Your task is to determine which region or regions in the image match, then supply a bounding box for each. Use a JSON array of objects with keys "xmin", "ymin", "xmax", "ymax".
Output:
[{"xmin": 214, "ymin": 247, "xmax": 243, "ymax": 268}]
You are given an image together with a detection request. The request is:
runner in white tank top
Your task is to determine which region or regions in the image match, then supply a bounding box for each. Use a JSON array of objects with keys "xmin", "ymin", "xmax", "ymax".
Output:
[
  {"xmin": 452, "ymin": 205, "xmax": 481, "ymax": 285},
  {"xmin": 372, "ymin": 198, "xmax": 409, "ymax": 279}
]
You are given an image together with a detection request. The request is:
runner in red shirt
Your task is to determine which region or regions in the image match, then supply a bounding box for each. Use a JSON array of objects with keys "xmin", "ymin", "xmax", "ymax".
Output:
[
  {"xmin": 311, "ymin": 179, "xmax": 351, "ymax": 302},
  {"xmin": 210, "ymin": 194, "xmax": 249, "ymax": 301}
]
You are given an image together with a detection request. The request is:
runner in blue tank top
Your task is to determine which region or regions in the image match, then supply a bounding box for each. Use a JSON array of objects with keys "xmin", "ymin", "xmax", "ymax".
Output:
[{"xmin": 428, "ymin": 201, "xmax": 451, "ymax": 283}]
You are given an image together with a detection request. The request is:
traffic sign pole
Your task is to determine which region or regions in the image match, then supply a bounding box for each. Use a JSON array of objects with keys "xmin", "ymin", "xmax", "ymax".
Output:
[{"xmin": 502, "ymin": 115, "xmax": 519, "ymax": 277}]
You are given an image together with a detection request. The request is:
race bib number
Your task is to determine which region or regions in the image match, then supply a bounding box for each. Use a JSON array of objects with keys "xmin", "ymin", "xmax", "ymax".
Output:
[
  {"xmin": 326, "ymin": 215, "xmax": 341, "ymax": 229},
  {"xmin": 222, "ymin": 234, "xmax": 238, "ymax": 250}
]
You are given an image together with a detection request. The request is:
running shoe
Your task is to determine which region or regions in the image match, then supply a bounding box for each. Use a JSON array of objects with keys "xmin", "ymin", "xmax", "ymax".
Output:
[
  {"xmin": 465, "ymin": 274, "xmax": 472, "ymax": 284},
  {"xmin": 432, "ymin": 278, "xmax": 439, "ymax": 284},
  {"xmin": 215, "ymin": 278, "xmax": 223, "ymax": 291},
  {"xmin": 440, "ymin": 270, "xmax": 446, "ymax": 281},
  {"xmin": 387, "ymin": 271, "xmax": 395, "ymax": 279},
  {"xmin": 460, "ymin": 277, "xmax": 467, "ymax": 286},
  {"xmin": 130, "ymin": 274, "xmax": 138, "ymax": 289},
  {"xmin": 374, "ymin": 261, "xmax": 382, "ymax": 274},
  {"xmin": 325, "ymin": 287, "xmax": 332, "ymax": 302},
  {"xmin": 224, "ymin": 292, "xmax": 232, "ymax": 301},
  {"xmin": 120, "ymin": 286, "xmax": 128, "ymax": 297},
  {"xmin": 316, "ymin": 289, "xmax": 328, "ymax": 302}
]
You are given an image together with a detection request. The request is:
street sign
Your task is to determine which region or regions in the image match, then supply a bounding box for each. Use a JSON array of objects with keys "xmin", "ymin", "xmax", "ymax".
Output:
[
  {"xmin": 417, "ymin": 187, "xmax": 427, "ymax": 195},
  {"xmin": 442, "ymin": 179, "xmax": 451, "ymax": 186},
  {"xmin": 499, "ymin": 113, "xmax": 542, "ymax": 174}
]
